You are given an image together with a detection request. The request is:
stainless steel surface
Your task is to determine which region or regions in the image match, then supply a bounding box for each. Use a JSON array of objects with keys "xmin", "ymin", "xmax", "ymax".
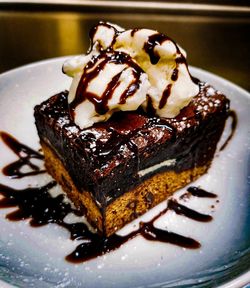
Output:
[
  {"xmin": 1, "ymin": 1, "xmax": 250, "ymax": 13},
  {"xmin": 0, "ymin": 4, "xmax": 249, "ymax": 91}
]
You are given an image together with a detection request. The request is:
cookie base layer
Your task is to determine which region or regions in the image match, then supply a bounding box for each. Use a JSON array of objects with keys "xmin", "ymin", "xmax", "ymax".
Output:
[{"xmin": 42, "ymin": 141, "xmax": 210, "ymax": 236}]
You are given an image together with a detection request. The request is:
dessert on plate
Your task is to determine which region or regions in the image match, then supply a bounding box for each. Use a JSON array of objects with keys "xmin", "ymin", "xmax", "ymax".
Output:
[{"xmin": 34, "ymin": 22, "xmax": 229, "ymax": 236}]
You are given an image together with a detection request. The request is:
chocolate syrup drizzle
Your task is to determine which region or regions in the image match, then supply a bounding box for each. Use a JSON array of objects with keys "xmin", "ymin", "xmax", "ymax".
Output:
[
  {"xmin": 159, "ymin": 84, "xmax": 172, "ymax": 109},
  {"xmin": 168, "ymin": 199, "xmax": 212, "ymax": 222},
  {"xmin": 143, "ymin": 33, "xmax": 193, "ymax": 111},
  {"xmin": 0, "ymin": 132, "xmax": 45, "ymax": 179},
  {"xmin": 70, "ymin": 24, "xmax": 196, "ymax": 118},
  {"xmin": 219, "ymin": 110, "xmax": 238, "ymax": 151},
  {"xmin": 143, "ymin": 33, "xmax": 168, "ymax": 65},
  {"xmin": 0, "ymin": 132, "xmax": 221, "ymax": 263},
  {"xmin": 70, "ymin": 51, "xmax": 144, "ymax": 116},
  {"xmin": 89, "ymin": 21, "xmax": 121, "ymax": 51},
  {"xmin": 187, "ymin": 186, "xmax": 217, "ymax": 198}
]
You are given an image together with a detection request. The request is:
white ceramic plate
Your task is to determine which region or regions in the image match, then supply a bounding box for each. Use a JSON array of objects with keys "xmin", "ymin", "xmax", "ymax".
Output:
[{"xmin": 0, "ymin": 58, "xmax": 249, "ymax": 288}]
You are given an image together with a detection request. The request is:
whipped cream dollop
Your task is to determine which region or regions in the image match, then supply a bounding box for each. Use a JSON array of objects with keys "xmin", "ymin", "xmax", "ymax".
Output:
[{"xmin": 63, "ymin": 22, "xmax": 199, "ymax": 128}]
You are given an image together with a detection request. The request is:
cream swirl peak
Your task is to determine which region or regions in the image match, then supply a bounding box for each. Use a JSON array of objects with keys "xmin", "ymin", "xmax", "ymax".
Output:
[{"xmin": 63, "ymin": 22, "xmax": 199, "ymax": 128}]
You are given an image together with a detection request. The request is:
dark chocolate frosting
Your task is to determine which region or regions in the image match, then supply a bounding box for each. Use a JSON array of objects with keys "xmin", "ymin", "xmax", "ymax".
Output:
[{"xmin": 34, "ymin": 82, "xmax": 229, "ymax": 206}]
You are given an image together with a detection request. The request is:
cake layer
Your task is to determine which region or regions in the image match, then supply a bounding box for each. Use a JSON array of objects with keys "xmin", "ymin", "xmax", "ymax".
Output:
[
  {"xmin": 34, "ymin": 82, "xmax": 229, "ymax": 211},
  {"xmin": 42, "ymin": 140, "xmax": 209, "ymax": 236}
]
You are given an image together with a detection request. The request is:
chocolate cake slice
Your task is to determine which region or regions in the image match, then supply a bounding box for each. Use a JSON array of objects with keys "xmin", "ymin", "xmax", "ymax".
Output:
[
  {"xmin": 34, "ymin": 82, "xmax": 229, "ymax": 236},
  {"xmin": 34, "ymin": 22, "xmax": 230, "ymax": 236}
]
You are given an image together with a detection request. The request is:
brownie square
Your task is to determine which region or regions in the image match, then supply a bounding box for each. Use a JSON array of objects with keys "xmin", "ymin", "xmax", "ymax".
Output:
[{"xmin": 34, "ymin": 82, "xmax": 229, "ymax": 236}]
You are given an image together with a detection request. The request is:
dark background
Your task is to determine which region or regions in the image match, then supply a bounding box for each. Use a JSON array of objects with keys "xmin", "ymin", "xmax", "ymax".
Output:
[{"xmin": 0, "ymin": 1, "xmax": 249, "ymax": 91}]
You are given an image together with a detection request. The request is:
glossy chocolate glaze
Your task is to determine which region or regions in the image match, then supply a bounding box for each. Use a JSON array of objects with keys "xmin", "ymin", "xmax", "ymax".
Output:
[
  {"xmin": 34, "ymin": 82, "xmax": 229, "ymax": 207},
  {"xmin": 0, "ymin": 131, "xmax": 45, "ymax": 178}
]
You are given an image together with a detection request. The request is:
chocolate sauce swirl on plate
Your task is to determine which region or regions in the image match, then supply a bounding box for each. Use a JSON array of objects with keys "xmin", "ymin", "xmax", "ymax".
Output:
[
  {"xmin": 168, "ymin": 199, "xmax": 213, "ymax": 222},
  {"xmin": 0, "ymin": 132, "xmax": 45, "ymax": 178},
  {"xmin": 219, "ymin": 110, "xmax": 238, "ymax": 151},
  {"xmin": 187, "ymin": 186, "xmax": 217, "ymax": 198},
  {"xmin": 0, "ymin": 132, "xmax": 225, "ymax": 263},
  {"xmin": 0, "ymin": 180, "xmax": 205, "ymax": 263}
]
